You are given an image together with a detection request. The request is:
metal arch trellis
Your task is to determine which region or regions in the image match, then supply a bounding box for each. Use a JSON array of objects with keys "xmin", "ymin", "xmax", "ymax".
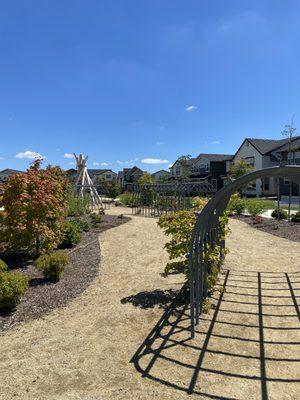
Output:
[
  {"xmin": 131, "ymin": 181, "xmax": 215, "ymax": 217},
  {"xmin": 188, "ymin": 165, "xmax": 300, "ymax": 338}
]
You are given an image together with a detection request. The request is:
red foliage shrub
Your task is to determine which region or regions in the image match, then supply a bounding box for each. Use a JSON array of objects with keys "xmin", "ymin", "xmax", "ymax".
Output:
[{"xmin": 0, "ymin": 160, "xmax": 69, "ymax": 255}]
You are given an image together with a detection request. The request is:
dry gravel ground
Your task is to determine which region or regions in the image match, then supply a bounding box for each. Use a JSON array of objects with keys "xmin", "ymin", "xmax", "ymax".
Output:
[{"xmin": 0, "ymin": 207, "xmax": 299, "ymax": 400}]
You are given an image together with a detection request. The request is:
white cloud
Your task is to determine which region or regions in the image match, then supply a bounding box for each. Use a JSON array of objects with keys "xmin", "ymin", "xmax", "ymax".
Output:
[
  {"xmin": 0, "ymin": 156, "xmax": 4, "ymax": 160},
  {"xmin": 156, "ymin": 142, "xmax": 165, "ymax": 146},
  {"xmin": 64, "ymin": 153, "xmax": 74, "ymax": 159},
  {"xmin": 212, "ymin": 140, "xmax": 220, "ymax": 144},
  {"xmin": 15, "ymin": 150, "xmax": 44, "ymax": 159},
  {"xmin": 141, "ymin": 158, "xmax": 170, "ymax": 165},
  {"xmin": 93, "ymin": 162, "xmax": 112, "ymax": 167},
  {"xmin": 116, "ymin": 158, "xmax": 138, "ymax": 165},
  {"xmin": 185, "ymin": 105, "xmax": 198, "ymax": 112},
  {"xmin": 168, "ymin": 163, "xmax": 173, "ymax": 168},
  {"xmin": 68, "ymin": 161, "xmax": 75, "ymax": 166}
]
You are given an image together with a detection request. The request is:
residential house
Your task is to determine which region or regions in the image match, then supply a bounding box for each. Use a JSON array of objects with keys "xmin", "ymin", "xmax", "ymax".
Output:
[
  {"xmin": 169, "ymin": 158, "xmax": 196, "ymax": 179},
  {"xmin": 88, "ymin": 169, "xmax": 117, "ymax": 183},
  {"xmin": 0, "ymin": 168, "xmax": 23, "ymax": 183},
  {"xmin": 271, "ymin": 137, "xmax": 300, "ymax": 197},
  {"xmin": 151, "ymin": 169, "xmax": 170, "ymax": 182},
  {"xmin": 118, "ymin": 166, "xmax": 144, "ymax": 189},
  {"xmin": 66, "ymin": 168, "xmax": 117, "ymax": 184},
  {"xmin": 190, "ymin": 154, "xmax": 234, "ymax": 191},
  {"xmin": 231, "ymin": 137, "xmax": 300, "ymax": 196}
]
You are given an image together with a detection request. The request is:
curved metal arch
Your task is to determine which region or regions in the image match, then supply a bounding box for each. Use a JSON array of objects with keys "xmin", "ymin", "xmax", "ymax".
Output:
[{"xmin": 188, "ymin": 165, "xmax": 300, "ymax": 337}]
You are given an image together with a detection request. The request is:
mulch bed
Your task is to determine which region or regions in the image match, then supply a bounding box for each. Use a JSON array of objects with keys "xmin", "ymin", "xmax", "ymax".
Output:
[
  {"xmin": 232, "ymin": 215, "xmax": 300, "ymax": 242},
  {"xmin": 0, "ymin": 214, "xmax": 130, "ymax": 333}
]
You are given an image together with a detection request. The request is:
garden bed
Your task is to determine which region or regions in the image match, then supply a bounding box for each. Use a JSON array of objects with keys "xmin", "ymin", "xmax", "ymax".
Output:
[
  {"xmin": 232, "ymin": 214, "xmax": 300, "ymax": 242},
  {"xmin": 0, "ymin": 214, "xmax": 130, "ymax": 333}
]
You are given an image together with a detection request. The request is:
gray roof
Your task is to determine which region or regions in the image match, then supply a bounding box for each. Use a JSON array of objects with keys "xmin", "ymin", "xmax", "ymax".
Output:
[
  {"xmin": 88, "ymin": 169, "xmax": 114, "ymax": 175},
  {"xmin": 152, "ymin": 169, "xmax": 170, "ymax": 176},
  {"xmin": 247, "ymin": 137, "xmax": 300, "ymax": 154},
  {"xmin": 274, "ymin": 137, "xmax": 300, "ymax": 153},
  {"xmin": 196, "ymin": 153, "xmax": 234, "ymax": 162}
]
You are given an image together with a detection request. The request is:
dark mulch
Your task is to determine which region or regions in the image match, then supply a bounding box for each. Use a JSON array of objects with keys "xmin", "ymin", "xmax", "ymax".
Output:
[
  {"xmin": 0, "ymin": 214, "xmax": 130, "ymax": 333},
  {"xmin": 232, "ymin": 215, "xmax": 300, "ymax": 242}
]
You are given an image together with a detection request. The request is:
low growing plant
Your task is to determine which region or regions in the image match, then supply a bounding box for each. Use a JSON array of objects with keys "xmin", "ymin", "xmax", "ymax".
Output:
[
  {"xmin": 271, "ymin": 208, "xmax": 287, "ymax": 220},
  {"xmin": 67, "ymin": 192, "xmax": 90, "ymax": 217},
  {"xmin": 35, "ymin": 251, "xmax": 69, "ymax": 282},
  {"xmin": 291, "ymin": 211, "xmax": 300, "ymax": 223},
  {"xmin": 60, "ymin": 221, "xmax": 82, "ymax": 248},
  {"xmin": 0, "ymin": 259, "xmax": 8, "ymax": 273},
  {"xmin": 191, "ymin": 197, "xmax": 209, "ymax": 210},
  {"xmin": 0, "ymin": 271, "xmax": 28, "ymax": 310},
  {"xmin": 71, "ymin": 218, "xmax": 91, "ymax": 232},
  {"xmin": 116, "ymin": 192, "xmax": 136, "ymax": 206},
  {"xmin": 227, "ymin": 194, "xmax": 246, "ymax": 215},
  {"xmin": 90, "ymin": 213, "xmax": 102, "ymax": 227},
  {"xmin": 246, "ymin": 199, "xmax": 267, "ymax": 218}
]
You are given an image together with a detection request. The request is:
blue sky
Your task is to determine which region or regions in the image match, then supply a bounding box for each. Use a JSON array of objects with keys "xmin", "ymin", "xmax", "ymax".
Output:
[{"xmin": 1, "ymin": 1, "xmax": 300, "ymax": 172}]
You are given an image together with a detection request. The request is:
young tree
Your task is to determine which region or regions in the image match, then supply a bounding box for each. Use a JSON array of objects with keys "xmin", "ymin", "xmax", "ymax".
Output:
[
  {"xmin": 282, "ymin": 119, "xmax": 298, "ymax": 221},
  {"xmin": 229, "ymin": 159, "xmax": 253, "ymax": 179},
  {"xmin": 0, "ymin": 160, "xmax": 68, "ymax": 255},
  {"xmin": 96, "ymin": 176, "xmax": 121, "ymax": 199},
  {"xmin": 137, "ymin": 172, "xmax": 154, "ymax": 185},
  {"xmin": 177, "ymin": 155, "xmax": 192, "ymax": 181}
]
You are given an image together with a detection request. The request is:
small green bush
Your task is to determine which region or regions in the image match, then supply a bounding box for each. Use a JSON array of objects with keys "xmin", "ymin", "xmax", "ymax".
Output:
[
  {"xmin": 0, "ymin": 259, "xmax": 8, "ymax": 273},
  {"xmin": 67, "ymin": 193, "xmax": 90, "ymax": 217},
  {"xmin": 72, "ymin": 218, "xmax": 91, "ymax": 232},
  {"xmin": 291, "ymin": 211, "xmax": 300, "ymax": 223},
  {"xmin": 60, "ymin": 221, "xmax": 82, "ymax": 248},
  {"xmin": 0, "ymin": 271, "xmax": 28, "ymax": 310},
  {"xmin": 35, "ymin": 251, "xmax": 69, "ymax": 282},
  {"xmin": 90, "ymin": 213, "xmax": 102, "ymax": 227},
  {"xmin": 117, "ymin": 192, "xmax": 136, "ymax": 206},
  {"xmin": 227, "ymin": 195, "xmax": 246, "ymax": 215},
  {"xmin": 271, "ymin": 208, "xmax": 287, "ymax": 220},
  {"xmin": 246, "ymin": 200, "xmax": 267, "ymax": 217}
]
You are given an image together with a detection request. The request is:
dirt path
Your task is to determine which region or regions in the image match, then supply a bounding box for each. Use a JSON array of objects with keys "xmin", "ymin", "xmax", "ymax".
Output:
[{"xmin": 0, "ymin": 209, "xmax": 299, "ymax": 400}]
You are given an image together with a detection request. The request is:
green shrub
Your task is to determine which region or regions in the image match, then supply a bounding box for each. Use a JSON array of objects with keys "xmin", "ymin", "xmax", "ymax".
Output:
[
  {"xmin": 246, "ymin": 199, "xmax": 267, "ymax": 217},
  {"xmin": 0, "ymin": 259, "xmax": 8, "ymax": 273},
  {"xmin": 35, "ymin": 251, "xmax": 69, "ymax": 282},
  {"xmin": 0, "ymin": 271, "xmax": 28, "ymax": 310},
  {"xmin": 71, "ymin": 218, "xmax": 91, "ymax": 232},
  {"xmin": 291, "ymin": 211, "xmax": 300, "ymax": 223},
  {"xmin": 271, "ymin": 208, "xmax": 287, "ymax": 220},
  {"xmin": 60, "ymin": 221, "xmax": 82, "ymax": 248},
  {"xmin": 191, "ymin": 197, "xmax": 209, "ymax": 210},
  {"xmin": 67, "ymin": 192, "xmax": 90, "ymax": 217},
  {"xmin": 90, "ymin": 213, "xmax": 102, "ymax": 227},
  {"xmin": 117, "ymin": 192, "xmax": 136, "ymax": 206},
  {"xmin": 227, "ymin": 195, "xmax": 246, "ymax": 215}
]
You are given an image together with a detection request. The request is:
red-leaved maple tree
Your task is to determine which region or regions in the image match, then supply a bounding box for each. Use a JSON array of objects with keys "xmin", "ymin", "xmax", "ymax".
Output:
[{"xmin": 0, "ymin": 160, "xmax": 69, "ymax": 255}]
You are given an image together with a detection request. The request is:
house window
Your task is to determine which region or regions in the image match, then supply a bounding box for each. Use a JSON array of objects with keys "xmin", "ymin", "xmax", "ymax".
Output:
[
  {"xmin": 211, "ymin": 179, "xmax": 217, "ymax": 190},
  {"xmin": 244, "ymin": 156, "xmax": 255, "ymax": 167},
  {"xmin": 175, "ymin": 166, "xmax": 181, "ymax": 176},
  {"xmin": 284, "ymin": 178, "xmax": 290, "ymax": 185},
  {"xmin": 205, "ymin": 164, "xmax": 210, "ymax": 172},
  {"xmin": 106, "ymin": 174, "xmax": 111, "ymax": 179}
]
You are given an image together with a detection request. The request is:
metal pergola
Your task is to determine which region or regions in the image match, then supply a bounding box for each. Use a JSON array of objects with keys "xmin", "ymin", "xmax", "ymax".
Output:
[{"xmin": 188, "ymin": 165, "xmax": 300, "ymax": 338}]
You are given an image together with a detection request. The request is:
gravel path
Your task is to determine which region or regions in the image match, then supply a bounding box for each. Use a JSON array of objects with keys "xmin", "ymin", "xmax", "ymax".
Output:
[{"xmin": 0, "ymin": 209, "xmax": 299, "ymax": 400}]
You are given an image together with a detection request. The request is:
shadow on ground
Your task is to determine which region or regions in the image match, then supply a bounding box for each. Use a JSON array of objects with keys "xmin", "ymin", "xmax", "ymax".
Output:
[{"xmin": 127, "ymin": 270, "xmax": 300, "ymax": 399}]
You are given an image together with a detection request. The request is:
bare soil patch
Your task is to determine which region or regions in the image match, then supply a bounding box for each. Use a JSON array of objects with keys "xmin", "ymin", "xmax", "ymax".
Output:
[
  {"xmin": 232, "ymin": 214, "xmax": 300, "ymax": 242},
  {"xmin": 0, "ymin": 214, "xmax": 130, "ymax": 333}
]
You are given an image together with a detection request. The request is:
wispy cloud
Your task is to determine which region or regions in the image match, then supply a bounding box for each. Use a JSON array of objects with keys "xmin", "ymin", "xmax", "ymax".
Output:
[
  {"xmin": 141, "ymin": 158, "xmax": 169, "ymax": 165},
  {"xmin": 156, "ymin": 142, "xmax": 165, "ymax": 146},
  {"xmin": 15, "ymin": 150, "xmax": 44, "ymax": 159},
  {"xmin": 168, "ymin": 163, "xmax": 173, "ymax": 168},
  {"xmin": 68, "ymin": 161, "xmax": 75, "ymax": 166},
  {"xmin": 185, "ymin": 105, "xmax": 198, "ymax": 112},
  {"xmin": 211, "ymin": 140, "xmax": 220, "ymax": 144},
  {"xmin": 117, "ymin": 158, "xmax": 138, "ymax": 165},
  {"xmin": 0, "ymin": 156, "xmax": 4, "ymax": 161},
  {"xmin": 93, "ymin": 162, "xmax": 112, "ymax": 167},
  {"xmin": 64, "ymin": 153, "xmax": 74, "ymax": 159}
]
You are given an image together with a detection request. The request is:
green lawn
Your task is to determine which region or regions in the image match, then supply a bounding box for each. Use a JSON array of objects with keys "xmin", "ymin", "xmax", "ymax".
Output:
[{"xmin": 246, "ymin": 198, "xmax": 300, "ymax": 210}]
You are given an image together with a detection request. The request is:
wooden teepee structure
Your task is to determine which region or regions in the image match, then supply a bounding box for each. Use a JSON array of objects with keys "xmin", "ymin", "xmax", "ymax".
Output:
[{"xmin": 74, "ymin": 153, "xmax": 103, "ymax": 210}]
